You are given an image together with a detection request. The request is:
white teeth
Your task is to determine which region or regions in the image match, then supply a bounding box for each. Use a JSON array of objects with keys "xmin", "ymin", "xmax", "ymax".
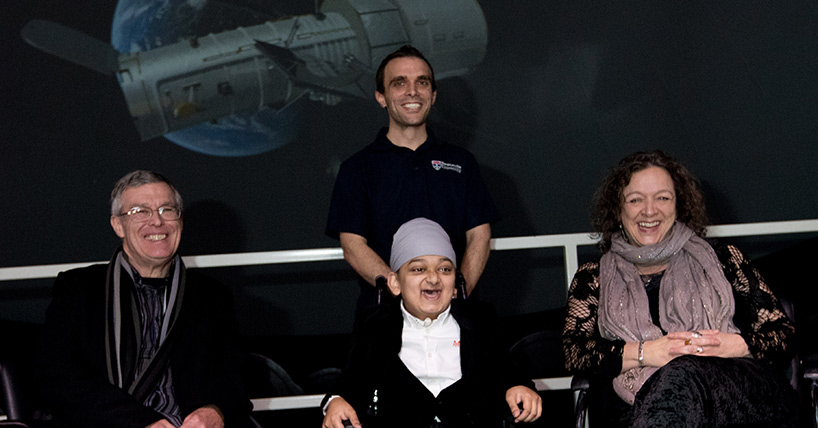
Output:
[
  {"xmin": 404, "ymin": 103, "xmax": 421, "ymax": 109},
  {"xmin": 146, "ymin": 234, "xmax": 167, "ymax": 241},
  {"xmin": 639, "ymin": 221, "xmax": 660, "ymax": 227}
]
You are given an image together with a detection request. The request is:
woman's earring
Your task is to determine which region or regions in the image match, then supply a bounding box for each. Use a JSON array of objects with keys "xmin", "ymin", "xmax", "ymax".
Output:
[{"xmin": 619, "ymin": 223, "xmax": 629, "ymax": 243}]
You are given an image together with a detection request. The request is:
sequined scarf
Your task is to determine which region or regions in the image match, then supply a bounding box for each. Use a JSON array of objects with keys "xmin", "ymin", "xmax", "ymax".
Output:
[{"xmin": 598, "ymin": 223, "xmax": 739, "ymax": 404}]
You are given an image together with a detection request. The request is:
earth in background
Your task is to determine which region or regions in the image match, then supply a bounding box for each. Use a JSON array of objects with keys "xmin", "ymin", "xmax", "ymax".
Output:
[{"xmin": 111, "ymin": 0, "xmax": 303, "ymax": 157}]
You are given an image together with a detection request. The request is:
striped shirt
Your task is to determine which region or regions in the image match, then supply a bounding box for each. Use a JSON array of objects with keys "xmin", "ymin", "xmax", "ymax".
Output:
[{"xmin": 132, "ymin": 270, "xmax": 182, "ymax": 426}]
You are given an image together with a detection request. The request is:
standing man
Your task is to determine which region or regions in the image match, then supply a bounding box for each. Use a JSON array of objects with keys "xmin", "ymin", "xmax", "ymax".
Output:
[
  {"xmin": 326, "ymin": 45, "xmax": 499, "ymax": 307},
  {"xmin": 35, "ymin": 171, "xmax": 252, "ymax": 428}
]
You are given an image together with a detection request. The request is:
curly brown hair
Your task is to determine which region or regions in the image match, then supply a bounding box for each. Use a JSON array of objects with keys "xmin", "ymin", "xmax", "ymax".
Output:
[{"xmin": 591, "ymin": 150, "xmax": 709, "ymax": 252}]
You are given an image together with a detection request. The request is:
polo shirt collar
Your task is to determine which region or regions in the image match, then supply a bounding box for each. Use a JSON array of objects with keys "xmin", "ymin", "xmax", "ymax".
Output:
[{"xmin": 372, "ymin": 127, "xmax": 442, "ymax": 152}]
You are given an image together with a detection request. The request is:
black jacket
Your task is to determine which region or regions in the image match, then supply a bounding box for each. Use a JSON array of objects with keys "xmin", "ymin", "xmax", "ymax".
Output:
[
  {"xmin": 35, "ymin": 262, "xmax": 252, "ymax": 428},
  {"xmin": 329, "ymin": 299, "xmax": 533, "ymax": 428}
]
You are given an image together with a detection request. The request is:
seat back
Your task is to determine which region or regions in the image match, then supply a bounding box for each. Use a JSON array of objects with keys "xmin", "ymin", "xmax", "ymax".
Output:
[
  {"xmin": 509, "ymin": 330, "xmax": 568, "ymax": 379},
  {"xmin": 243, "ymin": 352, "xmax": 304, "ymax": 399},
  {"xmin": 0, "ymin": 355, "xmax": 26, "ymax": 422}
]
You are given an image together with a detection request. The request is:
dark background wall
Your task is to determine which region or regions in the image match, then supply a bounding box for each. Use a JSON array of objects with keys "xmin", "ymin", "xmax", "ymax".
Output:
[{"xmin": 2, "ymin": 0, "xmax": 817, "ymax": 337}]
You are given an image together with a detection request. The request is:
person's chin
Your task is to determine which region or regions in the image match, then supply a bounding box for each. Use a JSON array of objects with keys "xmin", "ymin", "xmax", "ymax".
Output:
[
  {"xmin": 425, "ymin": 304, "xmax": 449, "ymax": 317},
  {"xmin": 632, "ymin": 230, "xmax": 668, "ymax": 246}
]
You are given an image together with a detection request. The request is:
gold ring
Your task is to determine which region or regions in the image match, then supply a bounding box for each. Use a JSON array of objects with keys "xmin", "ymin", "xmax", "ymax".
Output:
[{"xmin": 684, "ymin": 339, "xmax": 692, "ymax": 346}]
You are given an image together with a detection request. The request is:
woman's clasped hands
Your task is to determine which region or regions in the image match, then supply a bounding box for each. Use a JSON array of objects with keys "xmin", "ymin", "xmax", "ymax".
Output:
[
  {"xmin": 639, "ymin": 329, "xmax": 750, "ymax": 369},
  {"xmin": 665, "ymin": 329, "xmax": 750, "ymax": 359}
]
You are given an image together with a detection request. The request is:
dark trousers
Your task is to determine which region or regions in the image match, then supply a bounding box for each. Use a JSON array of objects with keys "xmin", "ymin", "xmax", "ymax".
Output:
[{"xmin": 629, "ymin": 355, "xmax": 797, "ymax": 428}]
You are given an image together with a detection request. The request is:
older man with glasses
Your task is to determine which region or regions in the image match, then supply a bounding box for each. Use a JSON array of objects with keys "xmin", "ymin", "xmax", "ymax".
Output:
[{"xmin": 35, "ymin": 170, "xmax": 252, "ymax": 428}]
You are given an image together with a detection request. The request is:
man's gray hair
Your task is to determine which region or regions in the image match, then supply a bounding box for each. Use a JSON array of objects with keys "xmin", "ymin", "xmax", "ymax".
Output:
[{"xmin": 110, "ymin": 170, "xmax": 183, "ymax": 216}]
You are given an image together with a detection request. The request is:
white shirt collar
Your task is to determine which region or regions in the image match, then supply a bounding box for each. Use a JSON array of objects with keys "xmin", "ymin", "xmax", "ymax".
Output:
[{"xmin": 400, "ymin": 300, "xmax": 452, "ymax": 329}]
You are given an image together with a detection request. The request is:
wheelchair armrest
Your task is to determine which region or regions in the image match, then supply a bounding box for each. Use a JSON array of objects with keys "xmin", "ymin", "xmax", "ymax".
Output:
[
  {"xmin": 570, "ymin": 375, "xmax": 590, "ymax": 428},
  {"xmin": 803, "ymin": 353, "xmax": 818, "ymax": 380},
  {"xmin": 571, "ymin": 375, "xmax": 590, "ymax": 391}
]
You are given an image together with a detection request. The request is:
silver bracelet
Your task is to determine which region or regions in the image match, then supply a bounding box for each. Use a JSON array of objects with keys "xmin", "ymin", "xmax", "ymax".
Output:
[{"xmin": 638, "ymin": 341, "xmax": 645, "ymax": 367}]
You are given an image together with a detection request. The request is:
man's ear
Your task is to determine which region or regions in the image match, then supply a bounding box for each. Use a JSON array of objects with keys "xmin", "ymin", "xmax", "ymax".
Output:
[
  {"xmin": 110, "ymin": 216, "xmax": 125, "ymax": 239},
  {"xmin": 375, "ymin": 91, "xmax": 386, "ymax": 108},
  {"xmin": 387, "ymin": 271, "xmax": 401, "ymax": 296}
]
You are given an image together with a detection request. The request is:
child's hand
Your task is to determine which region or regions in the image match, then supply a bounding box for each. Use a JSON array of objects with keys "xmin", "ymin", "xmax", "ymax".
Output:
[
  {"xmin": 322, "ymin": 397, "xmax": 361, "ymax": 428},
  {"xmin": 505, "ymin": 385, "xmax": 542, "ymax": 423}
]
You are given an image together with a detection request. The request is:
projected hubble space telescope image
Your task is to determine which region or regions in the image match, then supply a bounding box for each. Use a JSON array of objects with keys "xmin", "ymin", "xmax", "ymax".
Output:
[{"xmin": 22, "ymin": 0, "xmax": 488, "ymax": 156}]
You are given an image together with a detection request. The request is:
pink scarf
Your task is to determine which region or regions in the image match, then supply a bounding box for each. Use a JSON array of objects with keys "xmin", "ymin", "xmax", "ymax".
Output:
[{"xmin": 598, "ymin": 223, "xmax": 739, "ymax": 404}]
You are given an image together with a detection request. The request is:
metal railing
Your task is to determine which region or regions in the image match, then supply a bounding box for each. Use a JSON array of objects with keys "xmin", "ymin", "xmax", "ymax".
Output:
[{"xmin": 2, "ymin": 218, "xmax": 818, "ymax": 412}]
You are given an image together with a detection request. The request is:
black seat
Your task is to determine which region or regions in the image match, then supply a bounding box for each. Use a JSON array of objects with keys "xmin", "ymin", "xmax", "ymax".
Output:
[
  {"xmin": 756, "ymin": 238, "xmax": 818, "ymax": 427},
  {"xmin": 509, "ymin": 328, "xmax": 575, "ymax": 427},
  {"xmin": 804, "ymin": 355, "xmax": 818, "ymax": 428},
  {"xmin": 0, "ymin": 354, "xmax": 31, "ymax": 427},
  {"xmin": 243, "ymin": 352, "xmax": 304, "ymax": 399}
]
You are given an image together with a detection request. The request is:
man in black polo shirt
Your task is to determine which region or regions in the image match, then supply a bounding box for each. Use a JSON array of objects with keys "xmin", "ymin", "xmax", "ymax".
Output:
[{"xmin": 326, "ymin": 45, "xmax": 499, "ymax": 308}]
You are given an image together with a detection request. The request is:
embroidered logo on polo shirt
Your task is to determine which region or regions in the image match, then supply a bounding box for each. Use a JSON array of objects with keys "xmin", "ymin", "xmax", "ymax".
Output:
[
  {"xmin": 453, "ymin": 340, "xmax": 460, "ymax": 347},
  {"xmin": 431, "ymin": 160, "xmax": 462, "ymax": 173}
]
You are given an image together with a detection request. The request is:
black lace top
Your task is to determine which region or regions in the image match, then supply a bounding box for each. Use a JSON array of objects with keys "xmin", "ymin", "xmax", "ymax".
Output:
[{"xmin": 562, "ymin": 240, "xmax": 795, "ymax": 378}]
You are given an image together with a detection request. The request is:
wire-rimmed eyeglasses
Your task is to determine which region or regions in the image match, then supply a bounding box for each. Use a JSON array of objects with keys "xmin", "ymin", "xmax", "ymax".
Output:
[{"xmin": 118, "ymin": 206, "xmax": 181, "ymax": 222}]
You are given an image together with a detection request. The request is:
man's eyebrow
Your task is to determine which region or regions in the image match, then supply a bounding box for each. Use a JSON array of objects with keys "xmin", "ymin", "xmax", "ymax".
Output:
[
  {"xmin": 389, "ymin": 75, "xmax": 432, "ymax": 85},
  {"xmin": 127, "ymin": 201, "xmax": 175, "ymax": 208}
]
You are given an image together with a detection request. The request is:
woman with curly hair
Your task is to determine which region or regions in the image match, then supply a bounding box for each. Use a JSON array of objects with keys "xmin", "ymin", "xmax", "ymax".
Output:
[{"xmin": 563, "ymin": 150, "xmax": 797, "ymax": 426}]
